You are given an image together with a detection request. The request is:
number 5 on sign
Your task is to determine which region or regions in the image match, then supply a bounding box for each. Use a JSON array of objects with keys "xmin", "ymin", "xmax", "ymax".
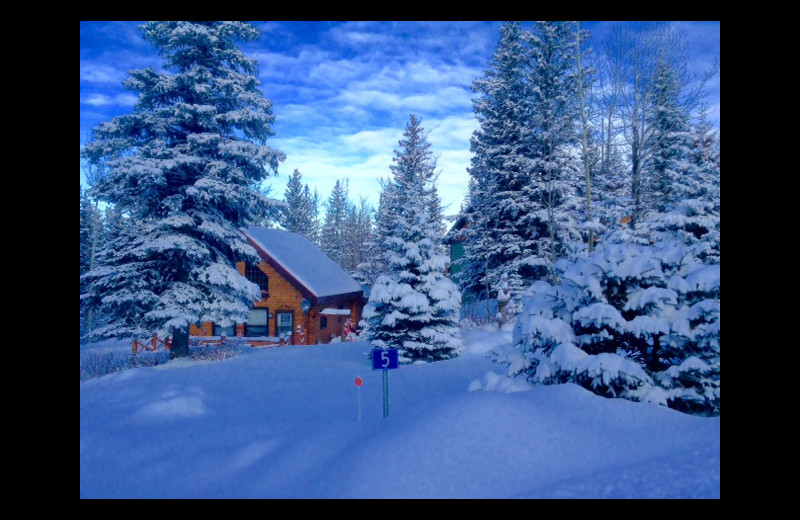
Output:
[
  {"xmin": 372, "ymin": 348, "xmax": 398, "ymax": 370},
  {"xmin": 371, "ymin": 348, "xmax": 398, "ymax": 419}
]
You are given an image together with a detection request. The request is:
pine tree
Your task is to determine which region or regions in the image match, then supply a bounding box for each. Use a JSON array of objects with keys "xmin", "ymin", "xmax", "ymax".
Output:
[
  {"xmin": 461, "ymin": 21, "xmax": 540, "ymax": 308},
  {"xmin": 357, "ymin": 177, "xmax": 397, "ymax": 286},
  {"xmin": 494, "ymin": 229, "xmax": 719, "ymax": 415},
  {"xmin": 364, "ymin": 115, "xmax": 462, "ymax": 362},
  {"xmin": 79, "ymin": 186, "xmax": 102, "ymax": 282},
  {"xmin": 304, "ymin": 185, "xmax": 322, "ymax": 245},
  {"xmin": 654, "ymin": 106, "xmax": 720, "ymax": 263},
  {"xmin": 526, "ymin": 21, "xmax": 583, "ymax": 272},
  {"xmin": 80, "ymin": 22, "xmax": 285, "ymax": 358},
  {"xmin": 638, "ymin": 66, "xmax": 720, "ymax": 264},
  {"xmin": 461, "ymin": 21, "xmax": 581, "ymax": 315},
  {"xmin": 344, "ymin": 197, "xmax": 374, "ymax": 279},
  {"xmin": 80, "ymin": 186, "xmax": 104, "ymax": 339},
  {"xmin": 320, "ymin": 179, "xmax": 350, "ymax": 268},
  {"xmin": 281, "ymin": 169, "xmax": 320, "ymax": 243},
  {"xmin": 281, "ymin": 169, "xmax": 306, "ymax": 231},
  {"xmin": 646, "ymin": 59, "xmax": 694, "ymax": 215}
]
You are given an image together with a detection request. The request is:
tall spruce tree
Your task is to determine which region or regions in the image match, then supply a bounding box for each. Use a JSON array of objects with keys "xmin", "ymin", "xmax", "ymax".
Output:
[
  {"xmin": 320, "ymin": 178, "xmax": 350, "ymax": 267},
  {"xmin": 305, "ymin": 185, "xmax": 322, "ymax": 245},
  {"xmin": 344, "ymin": 197, "xmax": 374, "ymax": 279},
  {"xmin": 80, "ymin": 22, "xmax": 285, "ymax": 358},
  {"xmin": 281, "ymin": 169, "xmax": 320, "ymax": 243},
  {"xmin": 364, "ymin": 115, "xmax": 462, "ymax": 362},
  {"xmin": 357, "ymin": 177, "xmax": 397, "ymax": 286},
  {"xmin": 461, "ymin": 21, "xmax": 538, "ymax": 309},
  {"xmin": 80, "ymin": 186, "xmax": 103, "ymax": 339},
  {"xmin": 526, "ymin": 21, "xmax": 583, "ymax": 272},
  {"xmin": 646, "ymin": 59, "xmax": 694, "ymax": 215},
  {"xmin": 644, "ymin": 103, "xmax": 720, "ymax": 263},
  {"xmin": 461, "ymin": 21, "xmax": 581, "ymax": 316},
  {"xmin": 281, "ymin": 169, "xmax": 306, "ymax": 231}
]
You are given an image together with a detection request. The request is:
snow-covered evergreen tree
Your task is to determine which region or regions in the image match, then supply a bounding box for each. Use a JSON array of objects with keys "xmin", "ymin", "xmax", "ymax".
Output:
[
  {"xmin": 281, "ymin": 169, "xmax": 320, "ymax": 244},
  {"xmin": 363, "ymin": 115, "xmax": 462, "ymax": 362},
  {"xmin": 646, "ymin": 59, "xmax": 694, "ymax": 215},
  {"xmin": 460, "ymin": 21, "xmax": 541, "ymax": 308},
  {"xmin": 80, "ymin": 186, "xmax": 104, "ymax": 338},
  {"xmin": 80, "ymin": 21, "xmax": 285, "ymax": 358},
  {"xmin": 305, "ymin": 185, "xmax": 322, "ymax": 245},
  {"xmin": 635, "ymin": 64, "xmax": 720, "ymax": 265},
  {"xmin": 527, "ymin": 21, "xmax": 584, "ymax": 268},
  {"xmin": 356, "ymin": 177, "xmax": 396, "ymax": 286},
  {"xmin": 647, "ymin": 106, "xmax": 720, "ymax": 263},
  {"xmin": 344, "ymin": 197, "xmax": 374, "ymax": 281},
  {"xmin": 492, "ymin": 229, "xmax": 719, "ymax": 415},
  {"xmin": 80, "ymin": 186, "xmax": 102, "ymax": 283},
  {"xmin": 460, "ymin": 21, "xmax": 582, "ymax": 314},
  {"xmin": 320, "ymin": 178, "xmax": 350, "ymax": 268}
]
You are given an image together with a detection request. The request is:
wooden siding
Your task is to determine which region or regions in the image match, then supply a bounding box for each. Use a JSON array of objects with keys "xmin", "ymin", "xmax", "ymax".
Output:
[
  {"xmin": 306, "ymin": 298, "xmax": 361, "ymax": 344},
  {"xmin": 189, "ymin": 322, "xmax": 213, "ymax": 336}
]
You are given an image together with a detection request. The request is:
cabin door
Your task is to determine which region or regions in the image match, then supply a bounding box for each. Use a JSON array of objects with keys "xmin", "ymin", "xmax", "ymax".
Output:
[{"xmin": 276, "ymin": 311, "xmax": 294, "ymax": 344}]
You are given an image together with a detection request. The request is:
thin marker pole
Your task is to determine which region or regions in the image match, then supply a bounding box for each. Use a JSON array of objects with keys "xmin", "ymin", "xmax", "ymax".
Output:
[{"xmin": 382, "ymin": 369, "xmax": 389, "ymax": 419}]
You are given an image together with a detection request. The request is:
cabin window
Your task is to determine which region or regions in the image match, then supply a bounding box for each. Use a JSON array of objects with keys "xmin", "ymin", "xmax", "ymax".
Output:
[
  {"xmin": 277, "ymin": 312, "xmax": 293, "ymax": 337},
  {"xmin": 213, "ymin": 324, "xmax": 235, "ymax": 337},
  {"xmin": 245, "ymin": 263, "xmax": 269, "ymax": 294},
  {"xmin": 245, "ymin": 307, "xmax": 268, "ymax": 336},
  {"xmin": 320, "ymin": 316, "xmax": 328, "ymax": 329}
]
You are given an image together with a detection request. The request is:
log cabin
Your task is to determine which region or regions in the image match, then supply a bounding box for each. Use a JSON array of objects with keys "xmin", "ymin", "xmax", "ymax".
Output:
[{"xmin": 189, "ymin": 227, "xmax": 364, "ymax": 346}]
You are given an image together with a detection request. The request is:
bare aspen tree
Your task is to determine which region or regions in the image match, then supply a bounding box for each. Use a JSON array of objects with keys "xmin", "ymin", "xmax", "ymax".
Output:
[
  {"xmin": 575, "ymin": 22, "xmax": 594, "ymax": 251},
  {"xmin": 603, "ymin": 22, "xmax": 717, "ymax": 230}
]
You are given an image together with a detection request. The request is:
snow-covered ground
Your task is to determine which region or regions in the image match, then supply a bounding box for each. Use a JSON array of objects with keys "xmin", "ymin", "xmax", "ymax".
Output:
[{"xmin": 79, "ymin": 328, "xmax": 720, "ymax": 499}]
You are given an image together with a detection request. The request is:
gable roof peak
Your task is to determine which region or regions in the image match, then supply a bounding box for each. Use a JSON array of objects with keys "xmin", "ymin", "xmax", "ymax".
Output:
[{"xmin": 242, "ymin": 227, "xmax": 363, "ymax": 303}]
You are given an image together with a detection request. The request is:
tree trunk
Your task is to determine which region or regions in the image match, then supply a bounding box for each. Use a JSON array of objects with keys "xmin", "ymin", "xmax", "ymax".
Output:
[
  {"xmin": 575, "ymin": 22, "xmax": 594, "ymax": 252},
  {"xmin": 87, "ymin": 199, "xmax": 100, "ymax": 337},
  {"xmin": 630, "ymin": 114, "xmax": 642, "ymax": 230},
  {"xmin": 170, "ymin": 325, "xmax": 191, "ymax": 359}
]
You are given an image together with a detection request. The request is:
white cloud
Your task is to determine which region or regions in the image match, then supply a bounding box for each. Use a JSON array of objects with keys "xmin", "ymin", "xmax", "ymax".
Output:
[
  {"xmin": 334, "ymin": 85, "xmax": 471, "ymax": 117},
  {"xmin": 80, "ymin": 62, "xmax": 125, "ymax": 84},
  {"xmin": 325, "ymin": 22, "xmax": 399, "ymax": 49},
  {"xmin": 82, "ymin": 93, "xmax": 138, "ymax": 108},
  {"xmin": 339, "ymin": 128, "xmax": 402, "ymax": 154}
]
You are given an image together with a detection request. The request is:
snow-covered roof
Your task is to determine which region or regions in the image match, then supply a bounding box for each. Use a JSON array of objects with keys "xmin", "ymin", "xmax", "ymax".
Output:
[
  {"xmin": 319, "ymin": 308, "xmax": 352, "ymax": 315},
  {"xmin": 242, "ymin": 227, "xmax": 363, "ymax": 303}
]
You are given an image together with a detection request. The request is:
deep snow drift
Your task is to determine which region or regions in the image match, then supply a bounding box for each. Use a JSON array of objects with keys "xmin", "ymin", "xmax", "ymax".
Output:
[{"xmin": 79, "ymin": 329, "xmax": 720, "ymax": 499}]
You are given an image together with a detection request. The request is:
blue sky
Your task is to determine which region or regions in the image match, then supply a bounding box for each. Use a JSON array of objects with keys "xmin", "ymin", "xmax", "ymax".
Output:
[{"xmin": 80, "ymin": 21, "xmax": 720, "ymax": 219}]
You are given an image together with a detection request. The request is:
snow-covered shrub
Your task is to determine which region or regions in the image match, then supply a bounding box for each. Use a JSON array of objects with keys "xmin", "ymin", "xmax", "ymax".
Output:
[
  {"xmin": 80, "ymin": 350, "xmax": 170, "ymax": 382},
  {"xmin": 189, "ymin": 341, "xmax": 245, "ymax": 362},
  {"xmin": 498, "ymin": 230, "xmax": 719, "ymax": 415},
  {"xmin": 80, "ymin": 341, "xmax": 245, "ymax": 382}
]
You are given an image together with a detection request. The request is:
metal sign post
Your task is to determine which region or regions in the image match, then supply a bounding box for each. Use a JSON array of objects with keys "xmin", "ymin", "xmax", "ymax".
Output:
[
  {"xmin": 382, "ymin": 369, "xmax": 389, "ymax": 418},
  {"xmin": 372, "ymin": 348, "xmax": 398, "ymax": 419},
  {"xmin": 354, "ymin": 377, "xmax": 363, "ymax": 421}
]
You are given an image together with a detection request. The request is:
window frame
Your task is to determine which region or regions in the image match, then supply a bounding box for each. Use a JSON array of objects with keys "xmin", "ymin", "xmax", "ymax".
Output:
[
  {"xmin": 276, "ymin": 311, "xmax": 294, "ymax": 338},
  {"xmin": 244, "ymin": 262, "xmax": 269, "ymax": 295},
  {"xmin": 245, "ymin": 307, "xmax": 269, "ymax": 337},
  {"xmin": 212, "ymin": 323, "xmax": 235, "ymax": 337}
]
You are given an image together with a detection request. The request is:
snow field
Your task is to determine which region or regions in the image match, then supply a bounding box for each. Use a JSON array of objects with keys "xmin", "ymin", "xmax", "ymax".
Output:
[{"xmin": 80, "ymin": 329, "xmax": 719, "ymax": 498}]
